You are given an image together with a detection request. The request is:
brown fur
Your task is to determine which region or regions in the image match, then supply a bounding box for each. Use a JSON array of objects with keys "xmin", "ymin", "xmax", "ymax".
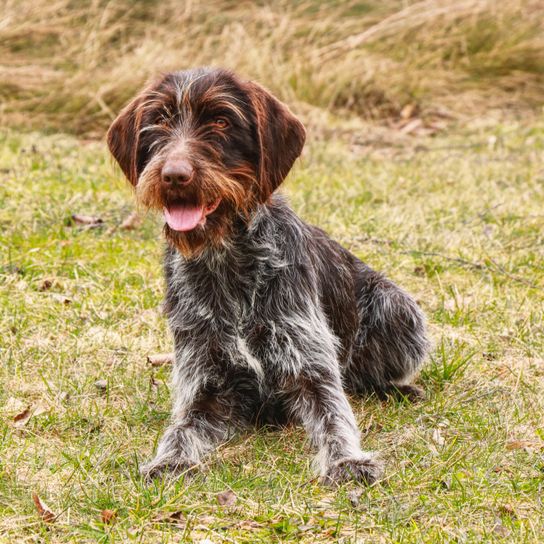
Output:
[{"xmin": 107, "ymin": 69, "xmax": 305, "ymax": 257}]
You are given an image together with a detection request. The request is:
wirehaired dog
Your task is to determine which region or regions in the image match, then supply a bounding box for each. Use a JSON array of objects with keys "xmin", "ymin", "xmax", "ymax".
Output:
[{"xmin": 107, "ymin": 67, "xmax": 429, "ymax": 485}]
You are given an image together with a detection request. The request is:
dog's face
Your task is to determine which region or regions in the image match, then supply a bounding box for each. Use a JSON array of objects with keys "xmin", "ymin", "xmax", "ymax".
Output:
[{"xmin": 107, "ymin": 68, "xmax": 305, "ymax": 255}]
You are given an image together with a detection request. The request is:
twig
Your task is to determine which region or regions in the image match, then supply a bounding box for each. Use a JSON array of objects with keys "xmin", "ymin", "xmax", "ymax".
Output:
[
  {"xmin": 399, "ymin": 249, "xmax": 485, "ymax": 270},
  {"xmin": 352, "ymin": 237, "xmax": 539, "ymax": 288}
]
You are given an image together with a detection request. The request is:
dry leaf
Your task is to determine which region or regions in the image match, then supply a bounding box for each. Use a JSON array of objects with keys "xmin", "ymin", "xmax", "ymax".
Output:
[
  {"xmin": 216, "ymin": 489, "xmax": 237, "ymax": 507},
  {"xmin": 120, "ymin": 211, "xmax": 142, "ymax": 230},
  {"xmin": 38, "ymin": 278, "xmax": 55, "ymax": 291},
  {"xmin": 101, "ymin": 509, "xmax": 117, "ymax": 524},
  {"xmin": 14, "ymin": 405, "xmax": 48, "ymax": 427},
  {"xmin": 492, "ymin": 519, "xmax": 510, "ymax": 537},
  {"xmin": 147, "ymin": 353, "xmax": 174, "ymax": 367},
  {"xmin": 48, "ymin": 293, "xmax": 72, "ymax": 304},
  {"xmin": 506, "ymin": 439, "xmax": 541, "ymax": 451},
  {"xmin": 4, "ymin": 396, "xmax": 26, "ymax": 415},
  {"xmin": 32, "ymin": 492, "xmax": 56, "ymax": 523},
  {"xmin": 94, "ymin": 379, "xmax": 108, "ymax": 392},
  {"xmin": 13, "ymin": 406, "xmax": 32, "ymax": 426},
  {"xmin": 499, "ymin": 504, "xmax": 516, "ymax": 517},
  {"xmin": 347, "ymin": 488, "xmax": 363, "ymax": 507},
  {"xmin": 153, "ymin": 510, "xmax": 185, "ymax": 525},
  {"xmin": 71, "ymin": 214, "xmax": 104, "ymax": 227},
  {"xmin": 431, "ymin": 428, "xmax": 445, "ymax": 446}
]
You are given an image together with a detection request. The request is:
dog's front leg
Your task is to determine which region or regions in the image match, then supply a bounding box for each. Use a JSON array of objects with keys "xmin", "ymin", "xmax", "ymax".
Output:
[
  {"xmin": 273, "ymin": 315, "xmax": 383, "ymax": 486},
  {"xmin": 140, "ymin": 349, "xmax": 233, "ymax": 481},
  {"xmin": 284, "ymin": 366, "xmax": 383, "ymax": 486}
]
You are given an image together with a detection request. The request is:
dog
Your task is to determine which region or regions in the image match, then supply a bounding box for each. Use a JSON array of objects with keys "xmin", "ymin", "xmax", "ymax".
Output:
[{"xmin": 107, "ymin": 67, "xmax": 429, "ymax": 485}]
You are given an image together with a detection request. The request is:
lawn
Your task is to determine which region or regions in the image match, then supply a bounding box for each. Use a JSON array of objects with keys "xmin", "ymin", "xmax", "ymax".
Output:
[{"xmin": 1, "ymin": 117, "xmax": 543, "ymax": 542}]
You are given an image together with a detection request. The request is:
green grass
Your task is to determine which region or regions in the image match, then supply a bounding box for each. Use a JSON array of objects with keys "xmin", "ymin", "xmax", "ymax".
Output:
[{"xmin": 1, "ymin": 120, "xmax": 543, "ymax": 542}]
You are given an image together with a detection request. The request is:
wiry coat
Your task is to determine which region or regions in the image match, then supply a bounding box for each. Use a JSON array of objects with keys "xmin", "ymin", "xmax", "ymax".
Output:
[{"xmin": 107, "ymin": 67, "xmax": 429, "ymax": 485}]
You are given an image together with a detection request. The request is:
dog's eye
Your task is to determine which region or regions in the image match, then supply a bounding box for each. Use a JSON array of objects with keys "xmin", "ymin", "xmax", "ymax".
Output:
[{"xmin": 212, "ymin": 117, "xmax": 229, "ymax": 129}]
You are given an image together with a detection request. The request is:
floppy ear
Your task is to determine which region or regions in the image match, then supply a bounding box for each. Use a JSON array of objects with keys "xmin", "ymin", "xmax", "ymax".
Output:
[
  {"xmin": 106, "ymin": 92, "xmax": 148, "ymax": 186},
  {"xmin": 245, "ymin": 81, "xmax": 306, "ymax": 201}
]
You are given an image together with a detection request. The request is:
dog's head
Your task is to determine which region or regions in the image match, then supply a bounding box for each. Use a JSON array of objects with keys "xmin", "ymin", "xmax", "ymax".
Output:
[{"xmin": 107, "ymin": 68, "xmax": 305, "ymax": 255}]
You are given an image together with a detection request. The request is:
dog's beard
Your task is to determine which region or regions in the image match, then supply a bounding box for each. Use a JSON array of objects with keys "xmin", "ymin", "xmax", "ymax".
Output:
[{"xmin": 135, "ymin": 156, "xmax": 257, "ymax": 257}]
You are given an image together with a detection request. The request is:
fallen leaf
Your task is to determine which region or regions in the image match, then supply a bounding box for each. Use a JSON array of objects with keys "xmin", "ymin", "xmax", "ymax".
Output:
[
  {"xmin": 101, "ymin": 509, "xmax": 117, "ymax": 524},
  {"xmin": 48, "ymin": 293, "xmax": 72, "ymax": 304},
  {"xmin": 493, "ymin": 465, "xmax": 513, "ymax": 475},
  {"xmin": 147, "ymin": 353, "xmax": 174, "ymax": 367},
  {"xmin": 153, "ymin": 510, "xmax": 185, "ymax": 525},
  {"xmin": 506, "ymin": 439, "xmax": 542, "ymax": 451},
  {"xmin": 216, "ymin": 489, "xmax": 237, "ymax": 507},
  {"xmin": 94, "ymin": 379, "xmax": 108, "ymax": 392},
  {"xmin": 499, "ymin": 504, "xmax": 516, "ymax": 517},
  {"xmin": 32, "ymin": 493, "xmax": 56, "ymax": 523},
  {"xmin": 431, "ymin": 428, "xmax": 445, "ymax": 447},
  {"xmin": 4, "ymin": 396, "xmax": 26, "ymax": 414},
  {"xmin": 120, "ymin": 211, "xmax": 142, "ymax": 230},
  {"xmin": 413, "ymin": 266, "xmax": 425, "ymax": 277},
  {"xmin": 298, "ymin": 521, "xmax": 317, "ymax": 531},
  {"xmin": 13, "ymin": 406, "xmax": 32, "ymax": 426},
  {"xmin": 38, "ymin": 278, "xmax": 55, "ymax": 291},
  {"xmin": 71, "ymin": 214, "xmax": 104, "ymax": 227},
  {"xmin": 347, "ymin": 488, "xmax": 363, "ymax": 507},
  {"xmin": 14, "ymin": 404, "xmax": 48, "ymax": 427},
  {"xmin": 492, "ymin": 519, "xmax": 510, "ymax": 537}
]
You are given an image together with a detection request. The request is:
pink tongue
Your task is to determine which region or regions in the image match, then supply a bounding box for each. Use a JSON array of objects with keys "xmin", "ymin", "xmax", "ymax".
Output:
[{"xmin": 164, "ymin": 204, "xmax": 205, "ymax": 232}]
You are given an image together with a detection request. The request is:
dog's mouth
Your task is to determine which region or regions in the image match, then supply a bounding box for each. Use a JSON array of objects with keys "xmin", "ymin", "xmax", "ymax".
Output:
[{"xmin": 163, "ymin": 199, "xmax": 221, "ymax": 232}]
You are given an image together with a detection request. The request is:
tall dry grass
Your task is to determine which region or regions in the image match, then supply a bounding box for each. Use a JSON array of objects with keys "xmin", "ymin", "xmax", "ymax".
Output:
[{"xmin": 1, "ymin": 0, "xmax": 543, "ymax": 136}]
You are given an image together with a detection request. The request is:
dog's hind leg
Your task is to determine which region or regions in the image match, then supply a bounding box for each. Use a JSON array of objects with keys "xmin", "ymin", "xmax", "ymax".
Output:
[{"xmin": 344, "ymin": 265, "xmax": 429, "ymax": 399}]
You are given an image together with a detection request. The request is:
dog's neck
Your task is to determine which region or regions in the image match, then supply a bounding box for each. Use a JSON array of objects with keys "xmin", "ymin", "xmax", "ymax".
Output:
[{"xmin": 168, "ymin": 193, "xmax": 290, "ymax": 265}]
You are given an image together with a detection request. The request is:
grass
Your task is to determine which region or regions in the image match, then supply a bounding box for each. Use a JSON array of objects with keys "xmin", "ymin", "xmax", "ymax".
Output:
[
  {"xmin": 1, "ymin": 0, "xmax": 543, "ymax": 136},
  {"xmin": 1, "ymin": 116, "xmax": 543, "ymax": 542}
]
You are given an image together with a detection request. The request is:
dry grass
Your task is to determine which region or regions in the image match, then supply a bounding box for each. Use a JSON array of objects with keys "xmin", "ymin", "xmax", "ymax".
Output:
[{"xmin": 1, "ymin": 0, "xmax": 543, "ymax": 136}]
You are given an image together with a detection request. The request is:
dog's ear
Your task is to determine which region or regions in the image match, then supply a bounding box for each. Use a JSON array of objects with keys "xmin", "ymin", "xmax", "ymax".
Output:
[
  {"xmin": 245, "ymin": 81, "xmax": 306, "ymax": 201},
  {"xmin": 106, "ymin": 91, "xmax": 148, "ymax": 186}
]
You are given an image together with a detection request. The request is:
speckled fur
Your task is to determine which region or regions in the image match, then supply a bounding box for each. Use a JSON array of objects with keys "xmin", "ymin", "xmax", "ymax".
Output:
[{"xmin": 107, "ymin": 68, "xmax": 429, "ymax": 485}]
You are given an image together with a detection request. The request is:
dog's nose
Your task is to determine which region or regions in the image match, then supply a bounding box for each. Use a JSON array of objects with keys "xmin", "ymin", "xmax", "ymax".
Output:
[{"xmin": 161, "ymin": 159, "xmax": 193, "ymax": 186}]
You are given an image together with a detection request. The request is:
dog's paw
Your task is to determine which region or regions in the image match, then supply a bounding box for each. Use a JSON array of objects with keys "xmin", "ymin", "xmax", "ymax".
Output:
[
  {"xmin": 139, "ymin": 456, "xmax": 192, "ymax": 483},
  {"xmin": 321, "ymin": 455, "xmax": 384, "ymax": 486},
  {"xmin": 391, "ymin": 383, "xmax": 426, "ymax": 402}
]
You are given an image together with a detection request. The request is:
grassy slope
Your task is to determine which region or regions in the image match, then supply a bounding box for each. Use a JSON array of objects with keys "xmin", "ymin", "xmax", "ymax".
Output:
[{"xmin": 1, "ymin": 120, "xmax": 543, "ymax": 543}]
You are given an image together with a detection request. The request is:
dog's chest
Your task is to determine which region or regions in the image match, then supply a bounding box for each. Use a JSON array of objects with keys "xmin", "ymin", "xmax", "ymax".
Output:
[{"xmin": 165, "ymin": 246, "xmax": 277, "ymax": 362}]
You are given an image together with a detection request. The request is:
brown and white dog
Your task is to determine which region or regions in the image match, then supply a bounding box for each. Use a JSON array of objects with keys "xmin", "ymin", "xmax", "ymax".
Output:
[{"xmin": 107, "ymin": 67, "xmax": 429, "ymax": 485}]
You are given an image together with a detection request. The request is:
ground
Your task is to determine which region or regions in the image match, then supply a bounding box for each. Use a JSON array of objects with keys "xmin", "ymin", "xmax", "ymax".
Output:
[{"xmin": 1, "ymin": 119, "xmax": 543, "ymax": 542}]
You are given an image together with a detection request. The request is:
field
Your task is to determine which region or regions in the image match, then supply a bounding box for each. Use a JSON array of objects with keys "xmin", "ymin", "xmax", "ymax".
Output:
[
  {"xmin": 1, "ymin": 0, "xmax": 544, "ymax": 543},
  {"xmin": 2, "ymin": 119, "xmax": 543, "ymax": 542}
]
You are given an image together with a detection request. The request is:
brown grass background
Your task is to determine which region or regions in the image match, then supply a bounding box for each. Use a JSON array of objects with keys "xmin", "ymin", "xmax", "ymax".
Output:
[{"xmin": 1, "ymin": 0, "xmax": 543, "ymax": 137}]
